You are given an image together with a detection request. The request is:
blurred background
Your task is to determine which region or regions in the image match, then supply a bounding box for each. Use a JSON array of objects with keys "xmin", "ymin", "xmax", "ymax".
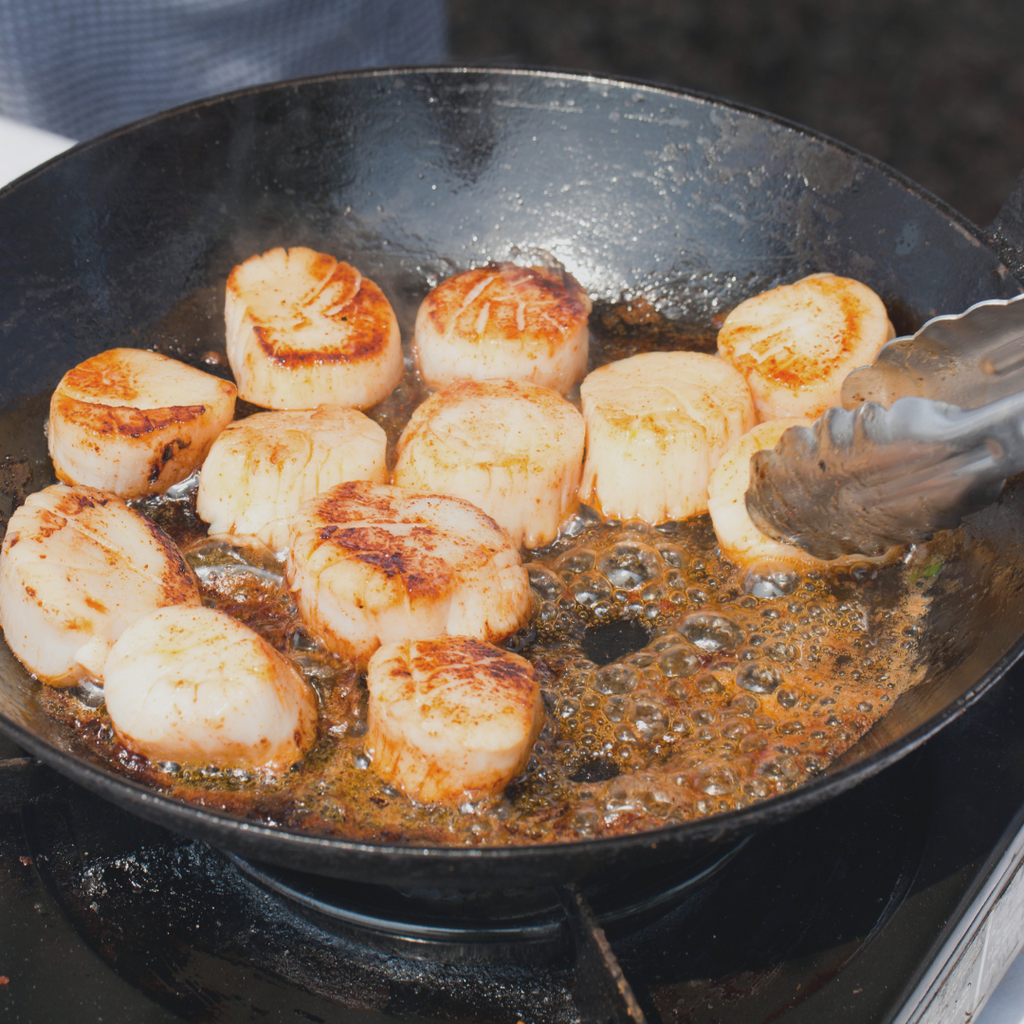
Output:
[
  {"xmin": 1, "ymin": 0, "xmax": 1021, "ymax": 228},
  {"xmin": 447, "ymin": 0, "xmax": 1024, "ymax": 227}
]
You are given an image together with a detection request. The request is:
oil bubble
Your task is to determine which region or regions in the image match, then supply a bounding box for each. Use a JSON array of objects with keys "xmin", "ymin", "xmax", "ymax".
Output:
[
  {"xmin": 766, "ymin": 641, "xmax": 799, "ymax": 663},
  {"xmin": 677, "ymin": 612, "xmax": 746, "ymax": 652},
  {"xmin": 729, "ymin": 693, "xmax": 761, "ymax": 714},
  {"xmin": 666, "ymin": 569, "xmax": 686, "ymax": 589},
  {"xmin": 657, "ymin": 644, "xmax": 702, "ymax": 678},
  {"xmin": 633, "ymin": 701, "xmax": 668, "ymax": 737},
  {"xmin": 761, "ymin": 756, "xmax": 800, "ymax": 780},
  {"xmin": 650, "ymin": 631, "xmax": 683, "ymax": 652},
  {"xmin": 602, "ymin": 782, "xmax": 641, "ymax": 819},
  {"xmin": 559, "ymin": 506, "xmax": 602, "ymax": 539},
  {"xmin": 558, "ymin": 697, "xmax": 580, "ymax": 720},
  {"xmin": 737, "ymin": 663, "xmax": 783, "ymax": 694},
  {"xmin": 603, "ymin": 695, "xmax": 630, "ymax": 722},
  {"xmin": 657, "ymin": 542, "xmax": 687, "ymax": 569},
  {"xmin": 571, "ymin": 570, "xmax": 613, "ymax": 608},
  {"xmin": 695, "ymin": 673, "xmax": 726, "ymax": 695},
  {"xmin": 615, "ymin": 723, "xmax": 639, "ymax": 744},
  {"xmin": 721, "ymin": 717, "xmax": 754, "ymax": 740},
  {"xmin": 527, "ymin": 564, "xmax": 565, "ymax": 601},
  {"xmin": 695, "ymin": 763, "xmax": 738, "ymax": 796},
  {"xmin": 744, "ymin": 570, "xmax": 798, "ymax": 598},
  {"xmin": 640, "ymin": 788, "xmax": 674, "ymax": 817},
  {"xmin": 597, "ymin": 541, "xmax": 663, "ymax": 589},
  {"xmin": 593, "ymin": 664, "xmax": 640, "ymax": 695},
  {"xmin": 554, "ymin": 548, "xmax": 596, "ymax": 574},
  {"xmin": 623, "ymin": 651, "xmax": 654, "ymax": 668}
]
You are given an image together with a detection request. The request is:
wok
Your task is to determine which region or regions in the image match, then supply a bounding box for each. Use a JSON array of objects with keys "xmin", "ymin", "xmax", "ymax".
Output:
[{"xmin": 1, "ymin": 67, "xmax": 1024, "ymax": 888}]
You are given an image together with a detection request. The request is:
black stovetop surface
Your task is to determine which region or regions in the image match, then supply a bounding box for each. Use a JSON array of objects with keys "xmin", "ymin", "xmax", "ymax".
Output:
[{"xmin": 3, "ymin": 656, "xmax": 1024, "ymax": 1024}]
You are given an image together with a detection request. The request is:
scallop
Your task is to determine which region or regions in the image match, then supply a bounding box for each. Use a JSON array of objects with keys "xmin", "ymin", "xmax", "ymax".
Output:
[
  {"xmin": 392, "ymin": 378, "xmax": 585, "ymax": 549},
  {"xmin": 0, "ymin": 484, "xmax": 201, "ymax": 685},
  {"xmin": 285, "ymin": 481, "xmax": 533, "ymax": 668},
  {"xmin": 366, "ymin": 635, "xmax": 543, "ymax": 804},
  {"xmin": 716, "ymin": 272, "xmax": 896, "ymax": 421},
  {"xmin": 412, "ymin": 263, "xmax": 591, "ymax": 394},
  {"xmin": 225, "ymin": 247, "xmax": 404, "ymax": 410},
  {"xmin": 196, "ymin": 405, "xmax": 388, "ymax": 551},
  {"xmin": 103, "ymin": 605, "xmax": 317, "ymax": 770},
  {"xmin": 707, "ymin": 418, "xmax": 832, "ymax": 569},
  {"xmin": 48, "ymin": 348, "xmax": 237, "ymax": 498},
  {"xmin": 579, "ymin": 351, "xmax": 756, "ymax": 524}
]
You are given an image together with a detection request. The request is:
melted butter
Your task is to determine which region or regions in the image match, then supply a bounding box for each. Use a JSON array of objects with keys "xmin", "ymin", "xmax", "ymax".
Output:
[
  {"xmin": 33, "ymin": 301, "xmax": 929, "ymax": 847},
  {"xmin": 40, "ymin": 490, "xmax": 927, "ymax": 847}
]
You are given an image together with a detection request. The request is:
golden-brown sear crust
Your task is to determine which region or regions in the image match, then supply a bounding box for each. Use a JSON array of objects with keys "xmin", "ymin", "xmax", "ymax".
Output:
[
  {"xmin": 286, "ymin": 480, "xmax": 531, "ymax": 667},
  {"xmin": 56, "ymin": 349, "xmax": 236, "ymax": 410},
  {"xmin": 365, "ymin": 635, "xmax": 543, "ymax": 803},
  {"xmin": 48, "ymin": 348, "xmax": 237, "ymax": 498},
  {"xmin": 426, "ymin": 263, "xmax": 590, "ymax": 357},
  {"xmin": 50, "ymin": 393, "xmax": 208, "ymax": 439},
  {"xmin": 142, "ymin": 517, "xmax": 202, "ymax": 605},
  {"xmin": 409, "ymin": 636, "xmax": 538, "ymax": 716},
  {"xmin": 229, "ymin": 255, "xmax": 395, "ymax": 366},
  {"xmin": 718, "ymin": 274, "xmax": 870, "ymax": 389},
  {"xmin": 316, "ymin": 524, "xmax": 454, "ymax": 600},
  {"xmin": 309, "ymin": 481, "xmax": 505, "ymax": 553},
  {"xmin": 45, "ymin": 484, "xmax": 200, "ymax": 605},
  {"xmin": 310, "ymin": 481, "xmax": 405, "ymax": 526},
  {"xmin": 59, "ymin": 349, "xmax": 145, "ymax": 405}
]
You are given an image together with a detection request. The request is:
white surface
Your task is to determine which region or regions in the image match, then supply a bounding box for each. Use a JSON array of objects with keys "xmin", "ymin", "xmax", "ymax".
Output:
[
  {"xmin": 978, "ymin": 952, "xmax": 1024, "ymax": 1024},
  {"xmin": 0, "ymin": 115, "xmax": 74, "ymax": 187}
]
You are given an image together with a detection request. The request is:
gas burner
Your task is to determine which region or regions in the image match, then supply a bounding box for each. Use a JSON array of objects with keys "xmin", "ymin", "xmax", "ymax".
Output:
[
  {"xmin": 5, "ymin": 663, "xmax": 1024, "ymax": 1022},
  {"xmin": 223, "ymin": 839, "xmax": 747, "ymax": 959},
  {"xmin": 10, "ymin": 747, "xmax": 927, "ymax": 1022}
]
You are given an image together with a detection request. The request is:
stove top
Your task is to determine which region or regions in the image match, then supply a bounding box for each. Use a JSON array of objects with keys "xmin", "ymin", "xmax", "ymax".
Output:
[{"xmin": 3, "ymin": 656, "xmax": 1024, "ymax": 1024}]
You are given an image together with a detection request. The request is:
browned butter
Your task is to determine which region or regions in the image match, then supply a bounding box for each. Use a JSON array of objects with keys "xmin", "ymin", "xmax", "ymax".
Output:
[{"xmin": 35, "ymin": 300, "xmax": 930, "ymax": 847}]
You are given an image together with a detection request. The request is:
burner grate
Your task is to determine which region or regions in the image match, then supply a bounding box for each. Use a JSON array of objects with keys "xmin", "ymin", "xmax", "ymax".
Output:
[{"xmin": 223, "ymin": 839, "xmax": 746, "ymax": 957}]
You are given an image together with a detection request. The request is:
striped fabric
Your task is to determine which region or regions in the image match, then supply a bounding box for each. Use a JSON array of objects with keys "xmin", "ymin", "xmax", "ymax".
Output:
[{"xmin": 0, "ymin": 0, "xmax": 448, "ymax": 140}]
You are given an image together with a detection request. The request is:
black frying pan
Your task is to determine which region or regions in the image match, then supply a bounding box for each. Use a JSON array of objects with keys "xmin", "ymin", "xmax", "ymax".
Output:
[{"xmin": 2, "ymin": 67, "xmax": 1024, "ymax": 888}]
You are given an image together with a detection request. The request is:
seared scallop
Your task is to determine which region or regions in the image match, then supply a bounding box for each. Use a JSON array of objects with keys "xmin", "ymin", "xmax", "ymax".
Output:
[
  {"xmin": 48, "ymin": 348, "xmax": 237, "ymax": 498},
  {"xmin": 366, "ymin": 635, "xmax": 543, "ymax": 804},
  {"xmin": 392, "ymin": 378, "xmax": 585, "ymax": 549},
  {"xmin": 0, "ymin": 484, "xmax": 201, "ymax": 685},
  {"xmin": 716, "ymin": 273, "xmax": 895, "ymax": 421},
  {"xmin": 413, "ymin": 263, "xmax": 591, "ymax": 394},
  {"xmin": 225, "ymin": 247, "xmax": 404, "ymax": 410},
  {"xmin": 285, "ymin": 481, "xmax": 533, "ymax": 668},
  {"xmin": 103, "ymin": 605, "xmax": 317, "ymax": 770},
  {"xmin": 196, "ymin": 405, "xmax": 388, "ymax": 551},
  {"xmin": 707, "ymin": 418, "xmax": 829, "ymax": 570},
  {"xmin": 579, "ymin": 351, "xmax": 756, "ymax": 524}
]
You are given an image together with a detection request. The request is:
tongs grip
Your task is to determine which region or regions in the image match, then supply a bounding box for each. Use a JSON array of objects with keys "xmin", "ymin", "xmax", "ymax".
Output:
[
  {"xmin": 842, "ymin": 293, "xmax": 1024, "ymax": 410},
  {"xmin": 745, "ymin": 378, "xmax": 1024, "ymax": 561}
]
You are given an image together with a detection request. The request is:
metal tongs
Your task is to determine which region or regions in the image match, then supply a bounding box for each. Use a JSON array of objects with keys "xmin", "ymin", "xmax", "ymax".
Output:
[{"xmin": 745, "ymin": 293, "xmax": 1024, "ymax": 559}]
